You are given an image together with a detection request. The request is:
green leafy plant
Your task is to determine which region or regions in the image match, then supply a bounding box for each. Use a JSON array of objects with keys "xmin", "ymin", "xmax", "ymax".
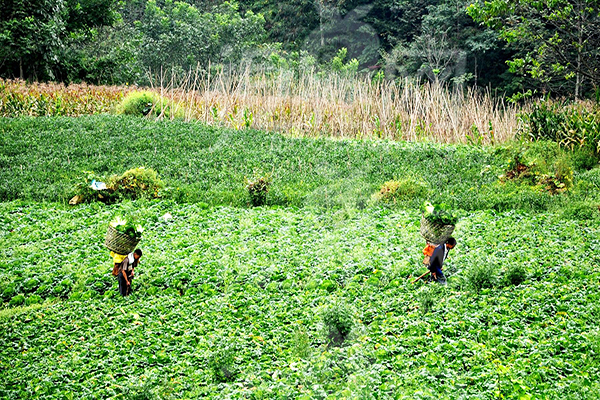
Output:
[
  {"xmin": 421, "ymin": 201, "xmax": 459, "ymax": 225},
  {"xmin": 321, "ymin": 300, "xmax": 354, "ymax": 346},
  {"xmin": 110, "ymin": 216, "xmax": 143, "ymax": 240}
]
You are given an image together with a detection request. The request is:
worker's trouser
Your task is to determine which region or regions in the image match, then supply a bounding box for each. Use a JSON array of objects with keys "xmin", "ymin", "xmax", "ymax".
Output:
[
  {"xmin": 118, "ymin": 272, "xmax": 132, "ymax": 296},
  {"xmin": 429, "ymin": 267, "xmax": 447, "ymax": 285}
]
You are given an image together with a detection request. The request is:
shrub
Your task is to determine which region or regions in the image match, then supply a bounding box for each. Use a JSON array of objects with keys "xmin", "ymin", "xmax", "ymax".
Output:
[
  {"xmin": 417, "ymin": 285, "xmax": 440, "ymax": 314},
  {"xmin": 108, "ymin": 167, "xmax": 164, "ymax": 200},
  {"xmin": 374, "ymin": 178, "xmax": 428, "ymax": 203},
  {"xmin": 321, "ymin": 300, "xmax": 354, "ymax": 346},
  {"xmin": 117, "ymin": 91, "xmax": 183, "ymax": 119},
  {"xmin": 464, "ymin": 262, "xmax": 497, "ymax": 292},
  {"xmin": 244, "ymin": 173, "xmax": 271, "ymax": 207}
]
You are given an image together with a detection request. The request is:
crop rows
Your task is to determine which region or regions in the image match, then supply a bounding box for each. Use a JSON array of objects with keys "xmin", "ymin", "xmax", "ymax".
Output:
[{"xmin": 1, "ymin": 200, "xmax": 599, "ymax": 398}]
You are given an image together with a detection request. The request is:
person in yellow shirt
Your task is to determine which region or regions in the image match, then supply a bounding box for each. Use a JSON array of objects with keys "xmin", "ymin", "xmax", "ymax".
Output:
[{"xmin": 111, "ymin": 249, "xmax": 143, "ymax": 296}]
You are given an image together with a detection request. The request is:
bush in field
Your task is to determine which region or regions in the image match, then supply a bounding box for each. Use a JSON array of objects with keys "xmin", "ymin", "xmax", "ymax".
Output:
[
  {"xmin": 117, "ymin": 91, "xmax": 182, "ymax": 119},
  {"xmin": 464, "ymin": 262, "xmax": 497, "ymax": 292},
  {"xmin": 74, "ymin": 167, "xmax": 164, "ymax": 203},
  {"xmin": 373, "ymin": 178, "xmax": 428, "ymax": 203},
  {"xmin": 321, "ymin": 300, "xmax": 354, "ymax": 346},
  {"xmin": 108, "ymin": 167, "xmax": 164, "ymax": 200},
  {"xmin": 244, "ymin": 172, "xmax": 271, "ymax": 207}
]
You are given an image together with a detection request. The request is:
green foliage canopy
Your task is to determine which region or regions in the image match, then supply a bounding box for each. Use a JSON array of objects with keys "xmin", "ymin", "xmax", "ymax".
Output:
[{"xmin": 468, "ymin": 0, "xmax": 600, "ymax": 97}]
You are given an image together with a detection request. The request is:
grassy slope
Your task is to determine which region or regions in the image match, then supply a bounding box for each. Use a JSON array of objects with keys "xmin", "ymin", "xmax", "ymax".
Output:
[
  {"xmin": 4, "ymin": 115, "xmax": 600, "ymax": 212},
  {"xmin": 1, "ymin": 116, "xmax": 600, "ymax": 398}
]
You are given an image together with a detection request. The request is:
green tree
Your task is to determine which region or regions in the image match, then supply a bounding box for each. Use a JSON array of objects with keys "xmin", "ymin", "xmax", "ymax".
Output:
[
  {"xmin": 136, "ymin": 0, "xmax": 265, "ymax": 74},
  {"xmin": 0, "ymin": 0, "xmax": 66, "ymax": 79},
  {"xmin": 468, "ymin": 0, "xmax": 600, "ymax": 98},
  {"xmin": 0, "ymin": 0, "xmax": 119, "ymax": 80}
]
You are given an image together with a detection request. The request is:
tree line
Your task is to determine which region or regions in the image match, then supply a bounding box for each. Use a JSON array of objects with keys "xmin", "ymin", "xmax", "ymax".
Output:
[{"xmin": 1, "ymin": 0, "xmax": 598, "ymax": 98}]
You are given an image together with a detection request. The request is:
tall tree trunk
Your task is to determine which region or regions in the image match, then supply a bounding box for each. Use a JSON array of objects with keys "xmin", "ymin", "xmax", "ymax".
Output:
[
  {"xmin": 19, "ymin": 58, "xmax": 23, "ymax": 80},
  {"xmin": 575, "ymin": 17, "xmax": 583, "ymax": 99},
  {"xmin": 318, "ymin": 0, "xmax": 324, "ymax": 46}
]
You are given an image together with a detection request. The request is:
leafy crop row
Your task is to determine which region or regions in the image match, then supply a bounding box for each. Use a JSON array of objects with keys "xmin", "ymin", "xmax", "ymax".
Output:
[{"xmin": 1, "ymin": 200, "xmax": 599, "ymax": 398}]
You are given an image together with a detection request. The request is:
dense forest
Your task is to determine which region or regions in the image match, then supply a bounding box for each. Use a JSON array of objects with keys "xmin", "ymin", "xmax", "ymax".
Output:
[{"xmin": 1, "ymin": 0, "xmax": 599, "ymax": 98}]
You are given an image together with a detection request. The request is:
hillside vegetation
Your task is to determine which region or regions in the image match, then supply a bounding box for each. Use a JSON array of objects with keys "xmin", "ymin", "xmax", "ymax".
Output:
[
  {"xmin": 1, "ymin": 115, "xmax": 599, "ymax": 212},
  {"xmin": 1, "ymin": 115, "xmax": 600, "ymax": 398}
]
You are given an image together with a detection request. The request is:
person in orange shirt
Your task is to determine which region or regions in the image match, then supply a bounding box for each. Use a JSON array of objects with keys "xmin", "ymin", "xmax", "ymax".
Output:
[{"xmin": 424, "ymin": 237, "xmax": 456, "ymax": 284}]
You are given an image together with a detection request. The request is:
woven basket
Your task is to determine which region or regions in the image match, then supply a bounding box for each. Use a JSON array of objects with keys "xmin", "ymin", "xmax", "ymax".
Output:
[
  {"xmin": 105, "ymin": 225, "xmax": 140, "ymax": 254},
  {"xmin": 420, "ymin": 215, "xmax": 455, "ymax": 245}
]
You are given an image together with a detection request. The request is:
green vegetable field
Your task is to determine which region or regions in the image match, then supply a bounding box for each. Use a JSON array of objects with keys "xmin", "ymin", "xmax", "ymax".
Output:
[{"xmin": 1, "ymin": 116, "xmax": 600, "ymax": 399}]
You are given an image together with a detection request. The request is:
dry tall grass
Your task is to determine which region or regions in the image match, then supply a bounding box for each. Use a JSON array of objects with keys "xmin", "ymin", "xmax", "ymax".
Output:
[
  {"xmin": 1, "ymin": 70, "xmax": 523, "ymax": 144},
  {"xmin": 158, "ymin": 67, "xmax": 522, "ymax": 144}
]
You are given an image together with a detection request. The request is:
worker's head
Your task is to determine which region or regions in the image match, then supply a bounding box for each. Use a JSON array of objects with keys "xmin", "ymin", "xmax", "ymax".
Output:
[
  {"xmin": 133, "ymin": 248, "xmax": 143, "ymax": 260},
  {"xmin": 446, "ymin": 237, "xmax": 456, "ymax": 249}
]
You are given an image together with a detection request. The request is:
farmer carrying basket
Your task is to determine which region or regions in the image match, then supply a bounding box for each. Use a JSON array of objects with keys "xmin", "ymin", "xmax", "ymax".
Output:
[
  {"xmin": 105, "ymin": 217, "xmax": 144, "ymax": 296},
  {"xmin": 414, "ymin": 202, "xmax": 458, "ymax": 284}
]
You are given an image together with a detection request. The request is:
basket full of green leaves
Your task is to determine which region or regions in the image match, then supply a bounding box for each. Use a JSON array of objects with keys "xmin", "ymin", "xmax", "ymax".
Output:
[
  {"xmin": 420, "ymin": 201, "xmax": 458, "ymax": 244},
  {"xmin": 105, "ymin": 216, "xmax": 143, "ymax": 254}
]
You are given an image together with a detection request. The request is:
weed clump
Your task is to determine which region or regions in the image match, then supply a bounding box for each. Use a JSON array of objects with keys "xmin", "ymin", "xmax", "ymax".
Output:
[
  {"xmin": 373, "ymin": 178, "xmax": 428, "ymax": 203},
  {"xmin": 244, "ymin": 172, "xmax": 271, "ymax": 207},
  {"xmin": 321, "ymin": 300, "xmax": 354, "ymax": 346},
  {"xmin": 207, "ymin": 338, "xmax": 238, "ymax": 383},
  {"xmin": 464, "ymin": 262, "xmax": 497, "ymax": 292},
  {"xmin": 417, "ymin": 285, "xmax": 440, "ymax": 314}
]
